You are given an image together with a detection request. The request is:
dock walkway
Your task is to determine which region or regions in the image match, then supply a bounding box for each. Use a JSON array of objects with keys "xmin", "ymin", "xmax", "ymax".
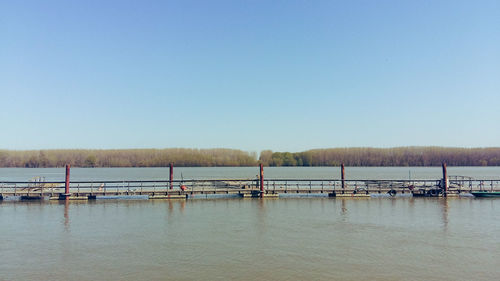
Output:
[
  {"xmin": 1, "ymin": 178, "xmax": 499, "ymax": 200},
  {"xmin": 1, "ymin": 163, "xmax": 499, "ymax": 201}
]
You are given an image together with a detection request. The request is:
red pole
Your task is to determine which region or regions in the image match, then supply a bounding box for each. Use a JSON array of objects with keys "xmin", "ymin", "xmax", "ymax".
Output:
[
  {"xmin": 442, "ymin": 162, "xmax": 448, "ymax": 197},
  {"xmin": 169, "ymin": 163, "xmax": 173, "ymax": 190},
  {"xmin": 341, "ymin": 163, "xmax": 345, "ymax": 193},
  {"xmin": 65, "ymin": 164, "xmax": 70, "ymax": 195},
  {"xmin": 260, "ymin": 163, "xmax": 264, "ymax": 197}
]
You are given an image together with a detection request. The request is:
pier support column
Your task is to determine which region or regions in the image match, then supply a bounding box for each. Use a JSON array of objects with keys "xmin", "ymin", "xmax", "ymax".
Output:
[
  {"xmin": 169, "ymin": 163, "xmax": 173, "ymax": 190},
  {"xmin": 341, "ymin": 163, "xmax": 345, "ymax": 194},
  {"xmin": 442, "ymin": 162, "xmax": 448, "ymax": 197},
  {"xmin": 260, "ymin": 164, "xmax": 264, "ymax": 198},
  {"xmin": 59, "ymin": 164, "xmax": 71, "ymax": 200}
]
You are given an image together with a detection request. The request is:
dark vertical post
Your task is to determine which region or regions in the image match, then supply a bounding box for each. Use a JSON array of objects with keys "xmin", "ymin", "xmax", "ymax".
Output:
[
  {"xmin": 169, "ymin": 163, "xmax": 174, "ymax": 190},
  {"xmin": 260, "ymin": 164, "xmax": 264, "ymax": 197},
  {"xmin": 65, "ymin": 164, "xmax": 70, "ymax": 196},
  {"xmin": 442, "ymin": 162, "xmax": 448, "ymax": 197},
  {"xmin": 341, "ymin": 163, "xmax": 345, "ymax": 194}
]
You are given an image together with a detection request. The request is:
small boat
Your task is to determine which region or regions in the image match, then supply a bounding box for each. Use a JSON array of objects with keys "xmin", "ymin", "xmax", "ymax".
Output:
[{"xmin": 471, "ymin": 191, "xmax": 500, "ymax": 198}]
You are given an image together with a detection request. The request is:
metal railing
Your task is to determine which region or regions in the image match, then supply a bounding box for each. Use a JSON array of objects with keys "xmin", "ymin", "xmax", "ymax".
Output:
[{"xmin": 2, "ymin": 178, "xmax": 500, "ymax": 196}]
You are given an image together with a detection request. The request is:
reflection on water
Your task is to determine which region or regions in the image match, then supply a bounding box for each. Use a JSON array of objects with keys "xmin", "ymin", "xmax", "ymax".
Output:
[
  {"xmin": 440, "ymin": 198, "xmax": 449, "ymax": 231},
  {"xmin": 340, "ymin": 198, "xmax": 347, "ymax": 216},
  {"xmin": 63, "ymin": 199, "xmax": 69, "ymax": 232},
  {"xmin": 256, "ymin": 198, "xmax": 267, "ymax": 235},
  {"xmin": 1, "ymin": 198, "xmax": 499, "ymax": 280},
  {"xmin": 168, "ymin": 200, "xmax": 174, "ymax": 216}
]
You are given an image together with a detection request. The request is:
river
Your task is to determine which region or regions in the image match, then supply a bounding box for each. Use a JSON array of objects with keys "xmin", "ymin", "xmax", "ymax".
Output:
[
  {"xmin": 1, "ymin": 167, "xmax": 499, "ymax": 280},
  {"xmin": 1, "ymin": 166, "xmax": 500, "ymax": 181}
]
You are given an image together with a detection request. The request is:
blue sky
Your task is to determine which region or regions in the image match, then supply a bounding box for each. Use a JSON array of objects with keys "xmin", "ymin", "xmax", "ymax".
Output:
[{"xmin": 1, "ymin": 0, "xmax": 499, "ymax": 152}]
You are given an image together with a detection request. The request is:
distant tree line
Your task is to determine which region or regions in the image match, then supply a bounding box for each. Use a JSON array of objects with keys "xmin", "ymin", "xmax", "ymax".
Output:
[
  {"xmin": 259, "ymin": 147, "xmax": 500, "ymax": 167},
  {"xmin": 0, "ymin": 148, "xmax": 258, "ymax": 168},
  {"xmin": 1, "ymin": 147, "xmax": 500, "ymax": 167}
]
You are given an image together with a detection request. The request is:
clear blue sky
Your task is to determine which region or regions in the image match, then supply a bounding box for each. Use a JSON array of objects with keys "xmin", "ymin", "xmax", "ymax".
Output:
[{"xmin": 1, "ymin": 0, "xmax": 499, "ymax": 152}]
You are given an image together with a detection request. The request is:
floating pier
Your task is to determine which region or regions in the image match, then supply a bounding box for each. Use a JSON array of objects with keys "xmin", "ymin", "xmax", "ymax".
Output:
[{"xmin": 1, "ymin": 163, "xmax": 499, "ymax": 201}]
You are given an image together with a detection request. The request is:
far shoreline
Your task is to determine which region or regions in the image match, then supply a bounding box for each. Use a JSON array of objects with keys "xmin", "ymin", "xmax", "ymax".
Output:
[{"xmin": 1, "ymin": 147, "xmax": 500, "ymax": 168}]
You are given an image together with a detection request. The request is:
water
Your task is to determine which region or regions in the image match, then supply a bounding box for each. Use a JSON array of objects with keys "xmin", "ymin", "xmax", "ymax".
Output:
[
  {"xmin": 1, "ymin": 198, "xmax": 499, "ymax": 280},
  {"xmin": 1, "ymin": 166, "xmax": 500, "ymax": 181},
  {"xmin": 1, "ymin": 168, "xmax": 500, "ymax": 280}
]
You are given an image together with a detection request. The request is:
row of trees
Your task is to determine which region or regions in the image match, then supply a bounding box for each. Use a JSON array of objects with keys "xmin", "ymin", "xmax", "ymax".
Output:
[
  {"xmin": 259, "ymin": 147, "xmax": 500, "ymax": 167},
  {"xmin": 1, "ymin": 147, "xmax": 499, "ymax": 167},
  {"xmin": 0, "ymin": 148, "xmax": 258, "ymax": 168}
]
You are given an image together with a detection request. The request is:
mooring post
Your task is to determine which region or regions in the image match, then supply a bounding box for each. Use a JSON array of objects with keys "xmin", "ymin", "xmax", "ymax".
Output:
[
  {"xmin": 341, "ymin": 163, "xmax": 345, "ymax": 194},
  {"xmin": 65, "ymin": 164, "xmax": 71, "ymax": 194},
  {"xmin": 260, "ymin": 163, "xmax": 264, "ymax": 197},
  {"xmin": 442, "ymin": 162, "xmax": 448, "ymax": 197},
  {"xmin": 169, "ymin": 163, "xmax": 174, "ymax": 190},
  {"xmin": 59, "ymin": 164, "xmax": 71, "ymax": 200}
]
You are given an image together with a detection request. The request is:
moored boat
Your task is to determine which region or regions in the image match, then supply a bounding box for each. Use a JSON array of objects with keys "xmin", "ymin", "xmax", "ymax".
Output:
[{"xmin": 471, "ymin": 191, "xmax": 500, "ymax": 198}]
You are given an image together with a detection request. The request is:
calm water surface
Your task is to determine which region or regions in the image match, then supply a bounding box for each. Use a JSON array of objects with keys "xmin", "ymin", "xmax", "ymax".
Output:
[
  {"xmin": 1, "ymin": 166, "xmax": 500, "ymax": 181},
  {"xmin": 1, "ymin": 198, "xmax": 499, "ymax": 281},
  {"xmin": 1, "ymin": 168, "xmax": 499, "ymax": 280}
]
